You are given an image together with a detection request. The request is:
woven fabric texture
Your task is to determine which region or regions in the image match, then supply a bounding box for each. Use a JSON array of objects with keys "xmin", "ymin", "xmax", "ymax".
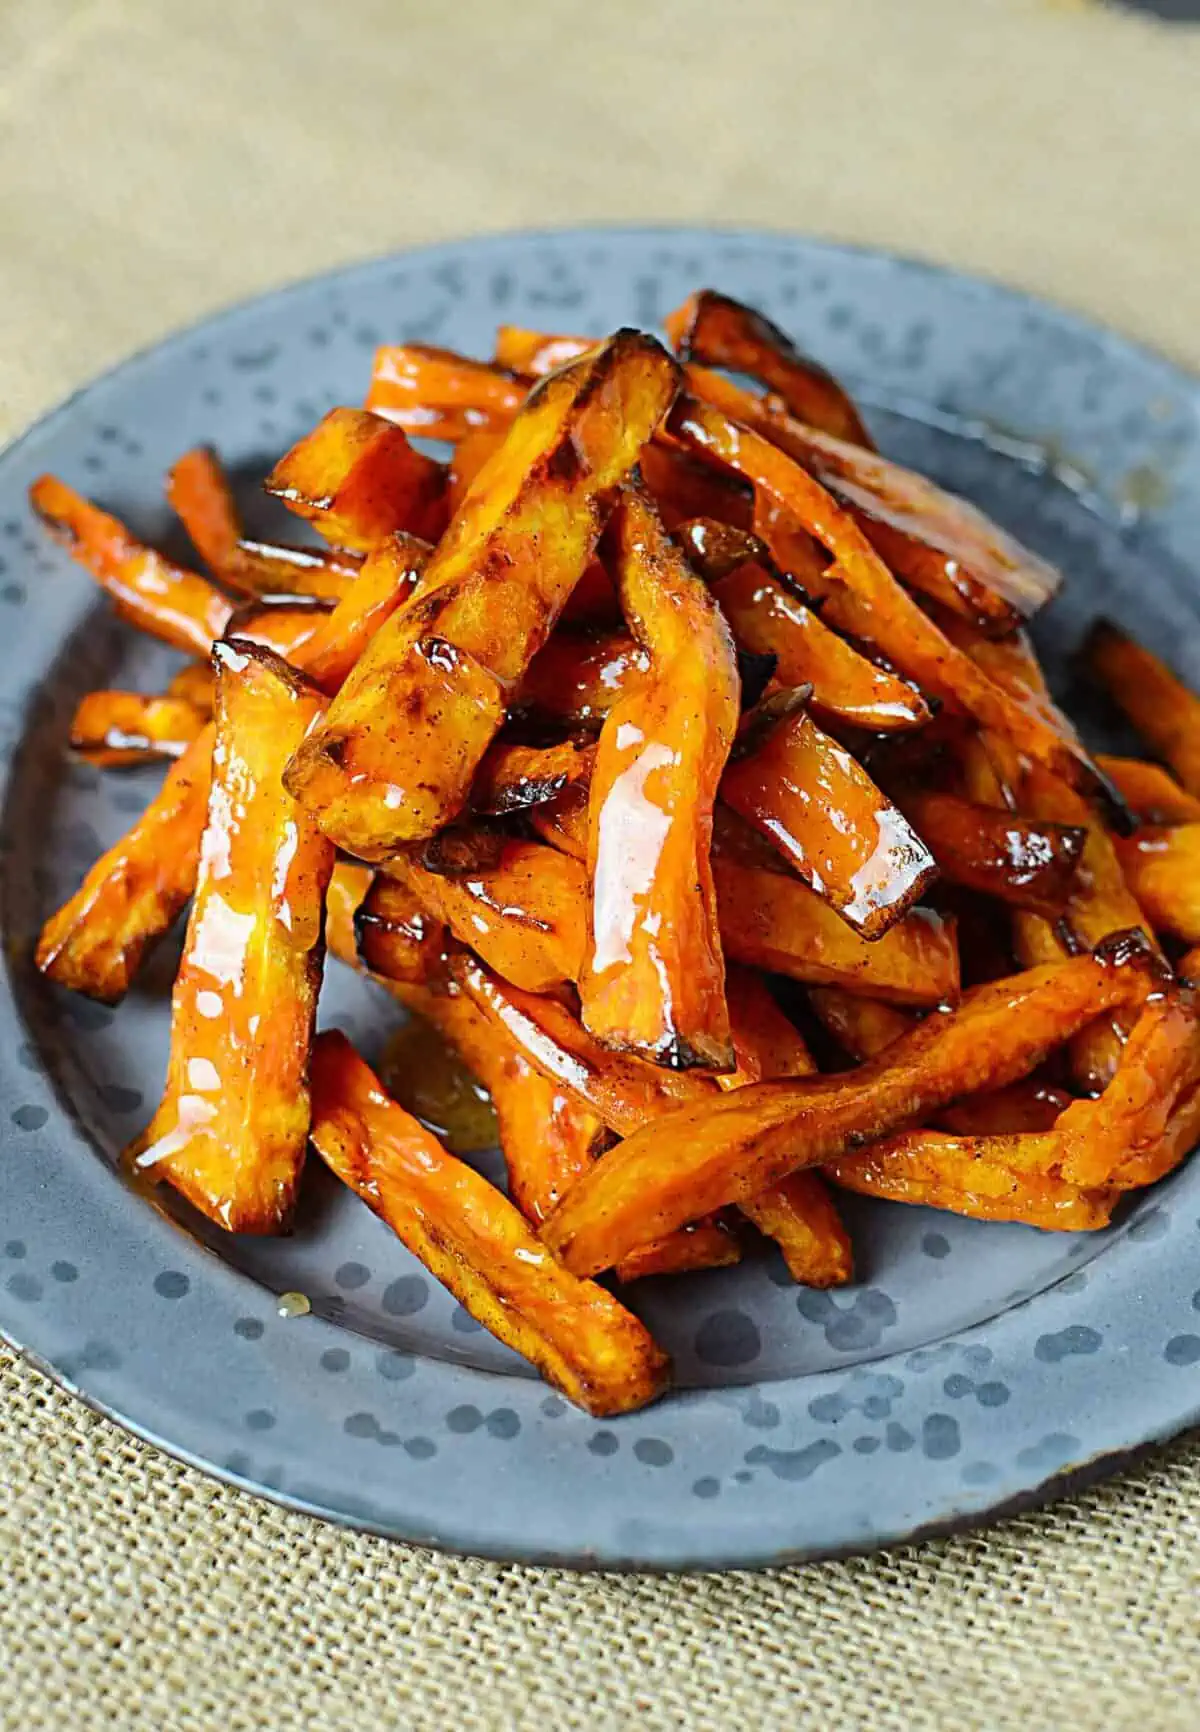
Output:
[{"xmin": 2, "ymin": 1, "xmax": 1200, "ymax": 1727}]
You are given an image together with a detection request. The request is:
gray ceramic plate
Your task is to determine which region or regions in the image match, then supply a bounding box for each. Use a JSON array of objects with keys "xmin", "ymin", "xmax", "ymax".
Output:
[{"xmin": 2, "ymin": 227, "xmax": 1199, "ymax": 1572}]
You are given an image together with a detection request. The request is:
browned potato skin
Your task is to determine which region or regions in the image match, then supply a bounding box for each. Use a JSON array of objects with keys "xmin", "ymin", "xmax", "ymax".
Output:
[
  {"xmin": 714, "ymin": 857, "xmax": 959, "ymax": 1007},
  {"xmin": 166, "ymin": 446, "xmax": 244, "ymax": 582},
  {"xmin": 580, "ymin": 488, "xmax": 738, "ymax": 1071},
  {"xmin": 226, "ymin": 538, "xmax": 365, "ymax": 602},
  {"xmin": 471, "ymin": 737, "xmax": 597, "ymax": 815},
  {"xmin": 308, "ymin": 1031, "xmax": 670, "ymax": 1416},
  {"xmin": 722, "ymin": 708, "xmax": 936, "ymax": 937},
  {"xmin": 367, "ymin": 345, "xmax": 527, "ymax": 441},
  {"xmin": 1096, "ymin": 755, "xmax": 1200, "ymax": 826},
  {"xmin": 665, "ymin": 291, "xmax": 875, "ymax": 448},
  {"xmin": 517, "ymin": 628, "xmax": 650, "ymax": 727},
  {"xmin": 266, "ymin": 407, "xmax": 447, "ymax": 551},
  {"xmin": 898, "ymin": 791, "xmax": 1085, "ymax": 918},
  {"xmin": 354, "ymin": 874, "xmax": 449, "ymax": 985},
  {"xmin": 541, "ymin": 940, "xmax": 1157, "ymax": 1276},
  {"xmin": 69, "ymin": 690, "xmax": 210, "ymax": 767},
  {"xmin": 1115, "ymin": 826, "xmax": 1200, "ymax": 944},
  {"xmin": 1087, "ymin": 620, "xmax": 1200, "ymax": 795},
  {"xmin": 127, "ymin": 643, "xmax": 335, "ymax": 1232},
  {"xmin": 826, "ymin": 1138, "xmax": 1113, "ymax": 1231},
  {"xmin": 30, "ymin": 474, "xmax": 233, "ymax": 657},
  {"xmin": 286, "ymin": 334, "xmax": 681, "ymax": 858},
  {"xmin": 529, "ymin": 783, "xmax": 591, "ymax": 859}
]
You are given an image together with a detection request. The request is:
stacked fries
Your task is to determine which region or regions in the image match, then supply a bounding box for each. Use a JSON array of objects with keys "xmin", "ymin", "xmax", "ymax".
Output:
[{"xmin": 32, "ymin": 289, "xmax": 1200, "ymax": 1415}]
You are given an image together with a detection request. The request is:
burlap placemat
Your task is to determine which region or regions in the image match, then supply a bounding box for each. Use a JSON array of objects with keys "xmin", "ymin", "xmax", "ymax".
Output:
[{"xmin": 3, "ymin": 2, "xmax": 1200, "ymax": 1725}]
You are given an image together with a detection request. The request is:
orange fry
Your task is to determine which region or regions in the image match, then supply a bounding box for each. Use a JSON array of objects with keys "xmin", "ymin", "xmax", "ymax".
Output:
[
  {"xmin": 166, "ymin": 446, "xmax": 243, "ymax": 581},
  {"xmin": 1115, "ymin": 825, "xmax": 1200, "ymax": 944},
  {"xmin": 287, "ymin": 332, "xmax": 680, "ymax": 857},
  {"xmin": 167, "ymin": 662, "xmax": 216, "ymax": 713},
  {"xmin": 128, "ymin": 643, "xmax": 334, "ymax": 1231},
  {"xmin": 31, "ymin": 474, "xmax": 232, "ymax": 657},
  {"xmin": 308, "ymin": 1031, "xmax": 669, "ymax": 1415},
  {"xmin": 446, "ymin": 427, "xmax": 508, "ymax": 514},
  {"xmin": 581, "ymin": 487, "xmax": 738, "ymax": 1070},
  {"xmin": 266, "ymin": 406, "xmax": 447, "ymax": 551},
  {"xmin": 471, "ymin": 737, "xmax": 596, "ymax": 815},
  {"xmin": 367, "ymin": 344, "xmax": 527, "ymax": 440},
  {"xmin": 825, "ymin": 1137, "xmax": 1112, "ymax": 1231},
  {"xmin": 1096, "ymin": 754, "xmax": 1200, "ymax": 826},
  {"xmin": 541, "ymin": 939, "xmax": 1156, "ymax": 1276},
  {"xmin": 518, "ymin": 627, "xmax": 650, "ymax": 727},
  {"xmin": 1086, "ymin": 620, "xmax": 1200, "ymax": 795},
  {"xmin": 354, "ymin": 874, "xmax": 449, "ymax": 985},
  {"xmin": 722, "ymin": 706, "xmax": 935, "ymax": 936},
  {"xmin": 226, "ymin": 538, "xmax": 365, "ymax": 602},
  {"xmin": 69, "ymin": 690, "xmax": 210, "ymax": 768},
  {"xmin": 899, "ymin": 791, "xmax": 1085, "ymax": 917}
]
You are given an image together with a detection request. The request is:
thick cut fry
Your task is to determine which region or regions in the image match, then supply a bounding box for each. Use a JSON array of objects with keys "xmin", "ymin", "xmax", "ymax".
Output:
[
  {"xmin": 366, "ymin": 345, "xmax": 527, "ymax": 440},
  {"xmin": 37, "ymin": 533, "xmax": 427, "ymax": 1003},
  {"xmin": 1096, "ymin": 755, "xmax": 1200, "ymax": 826},
  {"xmin": 128, "ymin": 643, "xmax": 334, "ymax": 1231},
  {"xmin": 69, "ymin": 689, "xmax": 210, "ymax": 767},
  {"xmin": 581, "ymin": 488, "xmax": 738, "ymax": 1070},
  {"xmin": 825, "ymin": 1138, "xmax": 1112, "ymax": 1231},
  {"xmin": 541, "ymin": 939, "xmax": 1156, "ymax": 1275},
  {"xmin": 638, "ymin": 442, "xmax": 756, "ymax": 533},
  {"xmin": 31, "ymin": 475, "xmax": 233, "ymax": 657},
  {"xmin": 714, "ymin": 857, "xmax": 959, "ymax": 1006},
  {"xmin": 36, "ymin": 725, "xmax": 214, "ymax": 1002},
  {"xmin": 296, "ymin": 531, "xmax": 429, "ymax": 690},
  {"xmin": 722, "ymin": 708, "xmax": 935, "ymax": 936},
  {"xmin": 899, "ymin": 791, "xmax": 1085, "ymax": 917},
  {"xmin": 166, "ymin": 446, "xmax": 243, "ymax": 581},
  {"xmin": 266, "ymin": 406, "xmax": 447, "ymax": 551},
  {"xmin": 719, "ymin": 965, "xmax": 816, "ymax": 1091},
  {"xmin": 287, "ymin": 333, "xmax": 680, "ymax": 856},
  {"xmin": 226, "ymin": 538, "xmax": 365, "ymax": 601},
  {"xmin": 354, "ymin": 873, "xmax": 449, "ymax": 985},
  {"xmin": 309, "ymin": 1032, "xmax": 669, "ymax": 1415},
  {"xmin": 471, "ymin": 737, "xmax": 596, "ymax": 815},
  {"xmin": 665, "ymin": 396, "xmax": 1102, "ymax": 795},
  {"xmin": 1086, "ymin": 620, "xmax": 1200, "ymax": 794},
  {"xmin": 518, "ymin": 627, "xmax": 650, "ymax": 726},
  {"xmin": 387, "ymin": 840, "xmax": 588, "ymax": 994},
  {"xmin": 447, "ymin": 428, "xmax": 508, "ymax": 514},
  {"xmin": 1115, "ymin": 826, "xmax": 1200, "ymax": 944},
  {"xmin": 666, "ymin": 291, "xmax": 874, "ymax": 447}
]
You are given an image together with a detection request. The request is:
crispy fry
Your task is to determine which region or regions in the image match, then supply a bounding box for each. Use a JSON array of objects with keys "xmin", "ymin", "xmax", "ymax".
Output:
[
  {"xmin": 30, "ymin": 474, "xmax": 233, "ymax": 657},
  {"xmin": 899, "ymin": 791, "xmax": 1085, "ymax": 917},
  {"xmin": 127, "ymin": 643, "xmax": 334, "ymax": 1231},
  {"xmin": 266, "ymin": 406, "xmax": 447, "ymax": 551},
  {"xmin": 471, "ymin": 737, "xmax": 596, "ymax": 815},
  {"xmin": 722, "ymin": 707, "xmax": 935, "ymax": 936},
  {"xmin": 308, "ymin": 1031, "xmax": 669, "ymax": 1415},
  {"xmin": 366, "ymin": 344, "xmax": 527, "ymax": 440},
  {"xmin": 714, "ymin": 857, "xmax": 959, "ymax": 1006},
  {"xmin": 226, "ymin": 538, "xmax": 365, "ymax": 601},
  {"xmin": 296, "ymin": 530, "xmax": 429, "ymax": 690},
  {"xmin": 1113, "ymin": 1078, "xmax": 1200, "ymax": 1190},
  {"xmin": 387, "ymin": 839, "xmax": 588, "ymax": 994},
  {"xmin": 1096, "ymin": 754, "xmax": 1200, "ymax": 826},
  {"xmin": 287, "ymin": 333, "xmax": 680, "ymax": 856},
  {"xmin": 518, "ymin": 627, "xmax": 650, "ymax": 726},
  {"xmin": 166, "ymin": 446, "xmax": 243, "ymax": 581},
  {"xmin": 69, "ymin": 689, "xmax": 210, "ymax": 768},
  {"xmin": 1115, "ymin": 826, "xmax": 1200, "ymax": 944},
  {"xmin": 220, "ymin": 598, "xmax": 334, "ymax": 662},
  {"xmin": 1086, "ymin": 620, "xmax": 1200, "ymax": 795},
  {"xmin": 666, "ymin": 290, "xmax": 875, "ymax": 447},
  {"xmin": 541, "ymin": 939, "xmax": 1156, "ymax": 1275},
  {"xmin": 581, "ymin": 487, "xmax": 738, "ymax": 1070},
  {"xmin": 825, "ymin": 1138, "xmax": 1112, "ymax": 1231}
]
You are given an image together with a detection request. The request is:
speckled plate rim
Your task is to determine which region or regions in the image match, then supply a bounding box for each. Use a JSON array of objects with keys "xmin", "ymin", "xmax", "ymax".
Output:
[{"xmin": 1, "ymin": 225, "xmax": 1199, "ymax": 1574}]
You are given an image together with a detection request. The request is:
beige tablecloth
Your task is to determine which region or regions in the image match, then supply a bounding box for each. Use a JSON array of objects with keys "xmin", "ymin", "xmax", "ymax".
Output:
[{"xmin": 3, "ymin": 2, "xmax": 1200, "ymax": 1726}]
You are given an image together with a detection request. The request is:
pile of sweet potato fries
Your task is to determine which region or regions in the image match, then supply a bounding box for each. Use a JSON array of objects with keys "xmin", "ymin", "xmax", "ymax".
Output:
[{"xmin": 30, "ymin": 290, "xmax": 1200, "ymax": 1415}]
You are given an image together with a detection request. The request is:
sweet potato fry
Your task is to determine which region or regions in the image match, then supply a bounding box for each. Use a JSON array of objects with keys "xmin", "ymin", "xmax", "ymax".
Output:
[
  {"xmin": 1096, "ymin": 754, "xmax": 1200, "ymax": 826},
  {"xmin": 580, "ymin": 487, "xmax": 738, "ymax": 1070},
  {"xmin": 221, "ymin": 598, "xmax": 334, "ymax": 663},
  {"xmin": 719, "ymin": 965, "xmax": 816, "ymax": 1090},
  {"xmin": 471, "ymin": 737, "xmax": 596, "ymax": 815},
  {"xmin": 308, "ymin": 1031, "xmax": 669, "ymax": 1415},
  {"xmin": 666, "ymin": 291, "xmax": 875, "ymax": 448},
  {"xmin": 528, "ymin": 783, "xmax": 590, "ymax": 860},
  {"xmin": 1113, "ymin": 1077, "xmax": 1200, "ymax": 1190},
  {"xmin": 30, "ymin": 474, "xmax": 233, "ymax": 657},
  {"xmin": 366, "ymin": 344, "xmax": 527, "ymax": 441},
  {"xmin": 128, "ymin": 643, "xmax": 334, "ymax": 1230},
  {"xmin": 1086, "ymin": 620, "xmax": 1200, "ymax": 795},
  {"xmin": 639, "ymin": 442, "xmax": 756, "ymax": 533},
  {"xmin": 825, "ymin": 1137, "xmax": 1113, "ymax": 1231},
  {"xmin": 714, "ymin": 857, "xmax": 959, "ymax": 1006},
  {"xmin": 518, "ymin": 627, "xmax": 650, "ymax": 726},
  {"xmin": 69, "ymin": 689, "xmax": 210, "ymax": 768},
  {"xmin": 807, "ymin": 986, "xmax": 913, "ymax": 1061},
  {"xmin": 354, "ymin": 873, "xmax": 449, "ymax": 985},
  {"xmin": 446, "ymin": 427, "xmax": 508, "ymax": 514},
  {"xmin": 722, "ymin": 707, "xmax": 935, "ymax": 936},
  {"xmin": 387, "ymin": 839, "xmax": 588, "ymax": 994},
  {"xmin": 166, "ymin": 446, "xmax": 243, "ymax": 582},
  {"xmin": 167, "ymin": 662, "xmax": 216, "ymax": 714},
  {"xmin": 1115, "ymin": 826, "xmax": 1200, "ymax": 944},
  {"xmin": 325, "ymin": 861, "xmax": 375, "ymax": 967},
  {"xmin": 541, "ymin": 938, "xmax": 1156, "ymax": 1275},
  {"xmin": 266, "ymin": 406, "xmax": 447, "ymax": 551},
  {"xmin": 226, "ymin": 538, "xmax": 365, "ymax": 602},
  {"xmin": 899, "ymin": 791, "xmax": 1085, "ymax": 917},
  {"xmin": 295, "ymin": 530, "xmax": 429, "ymax": 691},
  {"xmin": 492, "ymin": 328, "xmax": 596, "ymax": 377},
  {"xmin": 287, "ymin": 333, "xmax": 680, "ymax": 856}
]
